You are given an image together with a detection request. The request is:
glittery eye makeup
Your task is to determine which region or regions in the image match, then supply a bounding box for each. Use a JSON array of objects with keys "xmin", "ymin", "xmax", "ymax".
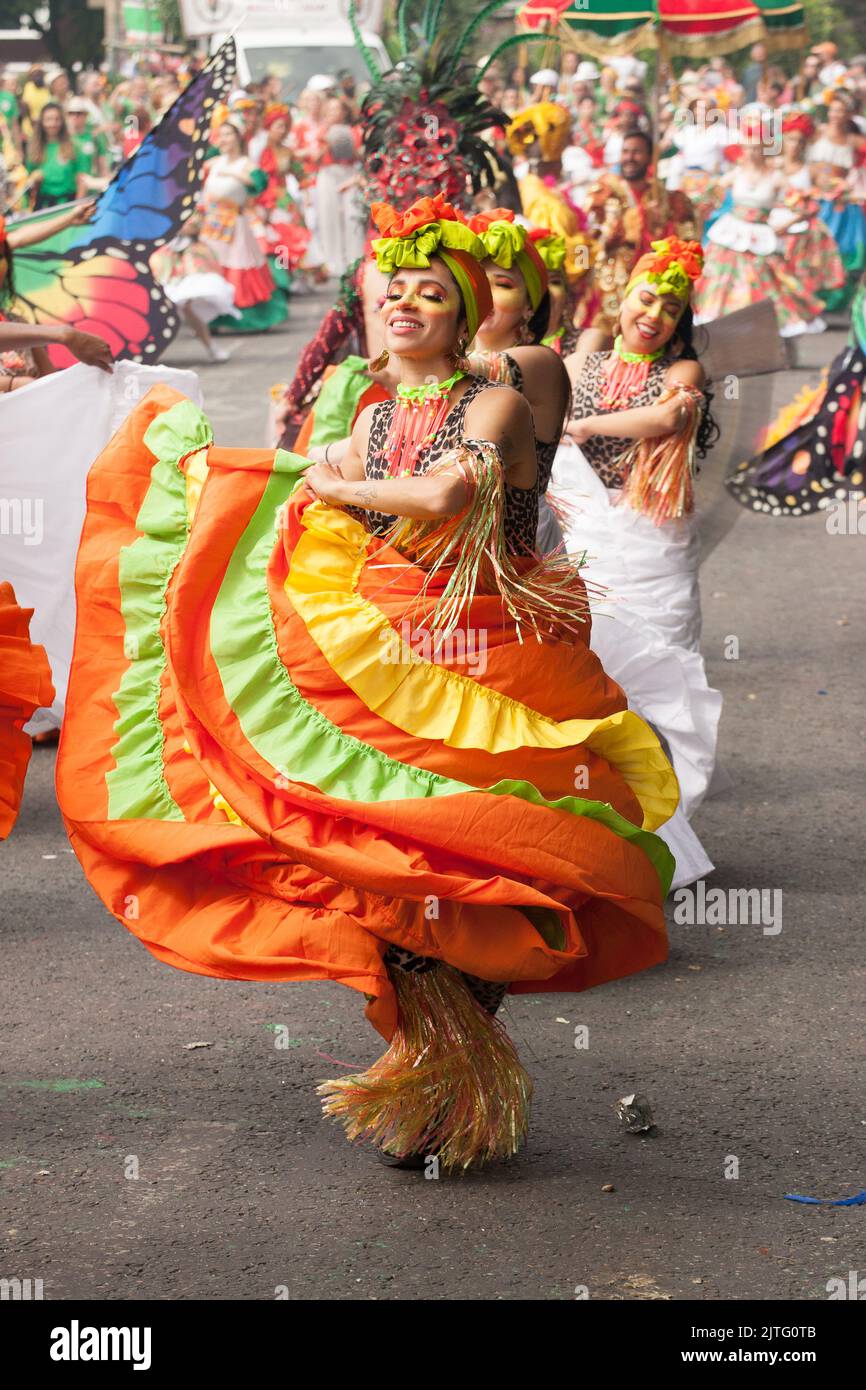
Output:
[{"xmin": 385, "ymin": 275, "xmax": 454, "ymax": 309}]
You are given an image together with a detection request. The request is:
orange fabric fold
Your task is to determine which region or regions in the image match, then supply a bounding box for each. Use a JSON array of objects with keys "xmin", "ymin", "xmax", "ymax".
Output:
[{"xmin": 0, "ymin": 581, "xmax": 55, "ymax": 839}]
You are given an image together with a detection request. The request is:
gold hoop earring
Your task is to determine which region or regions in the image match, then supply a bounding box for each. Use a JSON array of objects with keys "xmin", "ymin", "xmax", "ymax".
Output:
[{"xmin": 367, "ymin": 348, "xmax": 389, "ymax": 372}]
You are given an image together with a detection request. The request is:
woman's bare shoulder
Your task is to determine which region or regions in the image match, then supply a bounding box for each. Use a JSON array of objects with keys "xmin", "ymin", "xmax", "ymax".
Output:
[{"xmin": 666, "ymin": 357, "xmax": 705, "ymax": 389}]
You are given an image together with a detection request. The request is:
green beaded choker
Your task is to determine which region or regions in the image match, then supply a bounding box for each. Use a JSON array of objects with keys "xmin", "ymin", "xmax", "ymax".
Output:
[
  {"xmin": 384, "ymin": 369, "xmax": 467, "ymax": 476},
  {"xmin": 396, "ymin": 368, "xmax": 466, "ymax": 404},
  {"xmin": 612, "ymin": 334, "xmax": 665, "ymax": 365}
]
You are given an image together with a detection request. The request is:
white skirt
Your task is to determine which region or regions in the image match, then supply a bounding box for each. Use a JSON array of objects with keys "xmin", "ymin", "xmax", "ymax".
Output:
[
  {"xmin": 551, "ymin": 440, "xmax": 723, "ymax": 887},
  {"xmin": 163, "ymin": 271, "xmax": 240, "ymax": 325},
  {"xmin": 707, "ymin": 211, "xmax": 777, "ymax": 256},
  {"xmin": 0, "ymin": 360, "xmax": 203, "ymax": 734}
]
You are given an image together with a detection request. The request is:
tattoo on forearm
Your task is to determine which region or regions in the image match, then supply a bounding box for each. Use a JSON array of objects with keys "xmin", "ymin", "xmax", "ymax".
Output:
[{"xmin": 354, "ymin": 482, "xmax": 378, "ymax": 506}]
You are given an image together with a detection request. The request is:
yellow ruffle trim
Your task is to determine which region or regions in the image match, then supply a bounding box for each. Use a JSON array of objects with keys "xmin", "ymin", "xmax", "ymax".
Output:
[{"xmin": 285, "ymin": 500, "xmax": 679, "ymax": 832}]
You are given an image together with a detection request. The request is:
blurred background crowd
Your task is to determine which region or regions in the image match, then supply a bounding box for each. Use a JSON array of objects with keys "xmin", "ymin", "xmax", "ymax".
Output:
[{"xmin": 1, "ymin": 19, "xmax": 865, "ymax": 366}]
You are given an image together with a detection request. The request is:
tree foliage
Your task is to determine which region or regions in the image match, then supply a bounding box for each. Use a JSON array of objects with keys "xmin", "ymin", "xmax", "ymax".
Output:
[{"xmin": 0, "ymin": 0, "xmax": 104, "ymax": 69}]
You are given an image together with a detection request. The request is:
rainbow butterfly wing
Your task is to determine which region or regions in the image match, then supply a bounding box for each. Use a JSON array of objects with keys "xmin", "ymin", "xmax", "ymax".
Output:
[
  {"xmin": 13, "ymin": 239, "xmax": 177, "ymax": 365},
  {"xmin": 11, "ymin": 39, "xmax": 235, "ymax": 364}
]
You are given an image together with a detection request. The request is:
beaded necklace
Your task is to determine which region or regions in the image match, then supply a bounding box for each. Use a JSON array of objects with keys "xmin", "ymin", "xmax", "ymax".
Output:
[
  {"xmin": 599, "ymin": 334, "xmax": 665, "ymax": 408},
  {"xmin": 380, "ymin": 368, "xmax": 466, "ymax": 476}
]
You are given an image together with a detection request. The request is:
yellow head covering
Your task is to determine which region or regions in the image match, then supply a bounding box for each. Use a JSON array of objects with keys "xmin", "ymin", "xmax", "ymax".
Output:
[{"xmin": 506, "ymin": 102, "xmax": 571, "ymax": 163}]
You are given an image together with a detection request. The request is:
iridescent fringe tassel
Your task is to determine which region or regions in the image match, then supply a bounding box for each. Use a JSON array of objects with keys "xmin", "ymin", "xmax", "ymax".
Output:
[
  {"xmin": 318, "ymin": 963, "xmax": 532, "ymax": 1171},
  {"xmin": 382, "ymin": 441, "xmax": 601, "ymax": 642},
  {"xmin": 616, "ymin": 385, "xmax": 703, "ymax": 525}
]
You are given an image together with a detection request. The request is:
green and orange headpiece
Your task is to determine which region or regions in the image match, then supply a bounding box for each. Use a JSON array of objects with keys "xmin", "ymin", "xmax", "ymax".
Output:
[
  {"xmin": 625, "ymin": 237, "xmax": 705, "ymax": 306},
  {"xmin": 371, "ymin": 194, "xmax": 493, "ymax": 340},
  {"xmin": 465, "ymin": 208, "xmax": 549, "ymax": 311},
  {"xmin": 527, "ymin": 227, "xmax": 567, "ymax": 276}
]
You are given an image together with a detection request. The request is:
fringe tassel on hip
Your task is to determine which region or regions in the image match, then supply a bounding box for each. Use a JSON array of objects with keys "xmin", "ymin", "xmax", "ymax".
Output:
[
  {"xmin": 318, "ymin": 962, "xmax": 532, "ymax": 1171},
  {"xmin": 616, "ymin": 384, "xmax": 704, "ymax": 525},
  {"xmin": 382, "ymin": 441, "xmax": 597, "ymax": 643}
]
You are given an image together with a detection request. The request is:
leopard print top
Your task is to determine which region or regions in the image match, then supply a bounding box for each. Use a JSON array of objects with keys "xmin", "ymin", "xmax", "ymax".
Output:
[
  {"xmin": 502, "ymin": 354, "xmax": 563, "ymax": 495},
  {"xmin": 357, "ymin": 375, "xmax": 540, "ymax": 556},
  {"xmin": 571, "ymin": 349, "xmax": 675, "ymax": 488}
]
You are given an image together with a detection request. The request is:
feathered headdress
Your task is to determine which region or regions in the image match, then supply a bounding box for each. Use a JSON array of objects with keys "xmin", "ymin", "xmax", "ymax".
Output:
[{"xmin": 350, "ymin": 0, "xmax": 510, "ymax": 210}]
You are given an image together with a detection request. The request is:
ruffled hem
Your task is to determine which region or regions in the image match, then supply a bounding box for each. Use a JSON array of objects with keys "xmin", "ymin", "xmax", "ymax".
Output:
[
  {"xmin": 57, "ymin": 388, "xmax": 676, "ymax": 1040},
  {"xmin": 212, "ymin": 288, "xmax": 287, "ymax": 333},
  {"xmin": 219, "ymin": 262, "xmax": 278, "ymax": 310}
]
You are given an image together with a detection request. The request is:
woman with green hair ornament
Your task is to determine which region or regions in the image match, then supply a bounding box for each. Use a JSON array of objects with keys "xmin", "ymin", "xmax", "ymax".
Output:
[
  {"xmin": 555, "ymin": 238, "xmax": 723, "ymax": 890},
  {"xmin": 461, "ymin": 209, "xmax": 571, "ymax": 555}
]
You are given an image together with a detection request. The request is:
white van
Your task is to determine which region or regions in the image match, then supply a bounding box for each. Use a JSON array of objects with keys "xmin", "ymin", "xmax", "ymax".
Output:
[
  {"xmin": 184, "ymin": 0, "xmax": 390, "ymax": 98},
  {"xmin": 222, "ymin": 24, "xmax": 390, "ymax": 96}
]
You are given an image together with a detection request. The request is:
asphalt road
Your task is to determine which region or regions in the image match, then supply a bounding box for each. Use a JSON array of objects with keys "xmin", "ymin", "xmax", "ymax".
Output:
[{"xmin": 2, "ymin": 292, "xmax": 864, "ymax": 1302}]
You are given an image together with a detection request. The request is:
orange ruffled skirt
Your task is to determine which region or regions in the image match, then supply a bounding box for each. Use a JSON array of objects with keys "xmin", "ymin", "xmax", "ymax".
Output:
[{"xmin": 57, "ymin": 387, "xmax": 679, "ymax": 1042}]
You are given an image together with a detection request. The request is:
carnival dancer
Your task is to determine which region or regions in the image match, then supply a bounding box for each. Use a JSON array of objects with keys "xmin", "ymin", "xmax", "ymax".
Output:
[
  {"xmin": 150, "ymin": 212, "xmax": 239, "ymax": 362},
  {"xmin": 728, "ymin": 272, "xmax": 866, "ymax": 516},
  {"xmin": 556, "ymin": 238, "xmax": 721, "ymax": 886},
  {"xmin": 462, "ymin": 209, "xmax": 570, "ymax": 554},
  {"xmin": 694, "ymin": 119, "xmax": 829, "ymax": 336},
  {"xmin": 808, "ymin": 92, "xmax": 866, "ymax": 309},
  {"xmin": 314, "ymin": 123, "xmax": 365, "ymax": 277},
  {"xmin": 532, "ymin": 229, "xmax": 579, "ymax": 353},
  {"xmin": 273, "ymin": 12, "xmax": 510, "ymax": 450},
  {"xmin": 199, "ymin": 120, "xmax": 287, "ymax": 333},
  {"xmin": 774, "ymin": 112, "xmax": 845, "ymax": 311},
  {"xmin": 57, "ymin": 194, "xmax": 678, "ymax": 1173},
  {"xmin": 254, "ymin": 103, "xmax": 311, "ymax": 295},
  {"xmin": 505, "ymin": 100, "xmax": 596, "ymax": 323},
  {"xmin": 665, "ymin": 95, "xmax": 730, "ymax": 237},
  {"xmin": 584, "ymin": 129, "xmax": 696, "ymax": 335}
]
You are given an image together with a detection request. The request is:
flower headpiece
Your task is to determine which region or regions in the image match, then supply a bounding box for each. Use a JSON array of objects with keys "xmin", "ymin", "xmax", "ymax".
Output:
[
  {"xmin": 506, "ymin": 102, "xmax": 572, "ymax": 163},
  {"xmin": 263, "ymin": 103, "xmax": 290, "ymax": 129},
  {"xmin": 371, "ymin": 194, "xmax": 492, "ymax": 340},
  {"xmin": 528, "ymin": 228, "xmax": 567, "ymax": 274},
  {"xmin": 465, "ymin": 207, "xmax": 548, "ymax": 311},
  {"xmin": 781, "ymin": 111, "xmax": 815, "ymax": 140},
  {"xmin": 625, "ymin": 237, "xmax": 704, "ymax": 304}
]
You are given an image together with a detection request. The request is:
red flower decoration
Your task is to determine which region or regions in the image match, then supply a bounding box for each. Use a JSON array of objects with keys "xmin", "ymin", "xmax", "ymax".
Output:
[
  {"xmin": 465, "ymin": 207, "xmax": 515, "ymax": 234},
  {"xmin": 647, "ymin": 237, "xmax": 704, "ymax": 282},
  {"xmin": 371, "ymin": 193, "xmax": 463, "ymax": 239}
]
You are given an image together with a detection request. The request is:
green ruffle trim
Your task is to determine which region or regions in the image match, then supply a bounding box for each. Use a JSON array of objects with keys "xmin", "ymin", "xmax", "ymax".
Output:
[
  {"xmin": 212, "ymin": 292, "xmax": 287, "ymax": 335},
  {"xmin": 308, "ymin": 356, "xmax": 374, "ymax": 451},
  {"xmin": 100, "ymin": 395, "xmax": 675, "ymax": 894},
  {"xmin": 211, "ymin": 452, "xmax": 675, "ymax": 893},
  {"xmin": 105, "ymin": 400, "xmax": 213, "ymax": 821}
]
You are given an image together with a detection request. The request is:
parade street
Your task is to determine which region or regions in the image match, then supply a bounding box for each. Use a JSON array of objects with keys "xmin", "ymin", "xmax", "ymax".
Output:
[{"xmin": 3, "ymin": 297, "xmax": 864, "ymax": 1303}]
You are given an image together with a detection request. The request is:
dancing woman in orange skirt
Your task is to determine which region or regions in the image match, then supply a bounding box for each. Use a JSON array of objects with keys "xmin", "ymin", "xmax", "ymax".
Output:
[{"xmin": 58, "ymin": 196, "xmax": 678, "ymax": 1171}]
